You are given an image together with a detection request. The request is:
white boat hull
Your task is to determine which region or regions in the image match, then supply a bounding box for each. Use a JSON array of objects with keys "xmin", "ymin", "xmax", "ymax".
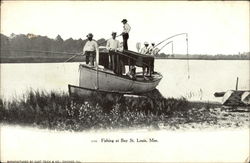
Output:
[{"xmin": 78, "ymin": 64, "xmax": 162, "ymax": 94}]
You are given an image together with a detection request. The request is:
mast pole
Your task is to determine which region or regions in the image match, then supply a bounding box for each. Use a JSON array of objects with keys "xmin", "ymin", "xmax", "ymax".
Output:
[
  {"xmin": 171, "ymin": 42, "xmax": 174, "ymax": 54},
  {"xmin": 186, "ymin": 33, "xmax": 190, "ymax": 79}
]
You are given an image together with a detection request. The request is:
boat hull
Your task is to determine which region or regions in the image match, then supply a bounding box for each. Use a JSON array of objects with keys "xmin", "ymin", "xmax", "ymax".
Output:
[
  {"xmin": 78, "ymin": 64, "xmax": 162, "ymax": 94},
  {"xmin": 222, "ymin": 90, "xmax": 250, "ymax": 106}
]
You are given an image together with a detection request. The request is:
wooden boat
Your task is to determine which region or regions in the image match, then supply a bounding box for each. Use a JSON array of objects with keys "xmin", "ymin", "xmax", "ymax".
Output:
[
  {"xmin": 69, "ymin": 50, "xmax": 163, "ymax": 97},
  {"xmin": 214, "ymin": 90, "xmax": 250, "ymax": 106}
]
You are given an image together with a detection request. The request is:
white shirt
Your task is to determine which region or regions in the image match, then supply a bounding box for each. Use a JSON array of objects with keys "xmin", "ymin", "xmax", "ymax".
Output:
[
  {"xmin": 148, "ymin": 45, "xmax": 154, "ymax": 55},
  {"xmin": 140, "ymin": 46, "xmax": 150, "ymax": 55},
  {"xmin": 106, "ymin": 38, "xmax": 120, "ymax": 51},
  {"xmin": 83, "ymin": 40, "xmax": 100, "ymax": 66},
  {"xmin": 123, "ymin": 23, "xmax": 131, "ymax": 33},
  {"xmin": 83, "ymin": 40, "xmax": 99, "ymax": 52},
  {"xmin": 152, "ymin": 48, "xmax": 160, "ymax": 56}
]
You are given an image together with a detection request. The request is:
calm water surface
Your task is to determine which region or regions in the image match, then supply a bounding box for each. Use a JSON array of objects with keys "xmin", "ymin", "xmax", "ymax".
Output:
[{"xmin": 1, "ymin": 60, "xmax": 249, "ymax": 102}]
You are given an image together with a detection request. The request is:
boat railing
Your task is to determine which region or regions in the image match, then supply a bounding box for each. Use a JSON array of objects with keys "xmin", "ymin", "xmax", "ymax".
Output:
[{"xmin": 111, "ymin": 50, "xmax": 154, "ymax": 77}]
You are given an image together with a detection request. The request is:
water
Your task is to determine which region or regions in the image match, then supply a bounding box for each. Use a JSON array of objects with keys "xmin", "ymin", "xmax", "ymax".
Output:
[{"xmin": 0, "ymin": 60, "xmax": 249, "ymax": 102}]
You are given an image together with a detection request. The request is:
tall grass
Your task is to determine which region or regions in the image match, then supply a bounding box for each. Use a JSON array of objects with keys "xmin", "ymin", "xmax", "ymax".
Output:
[{"xmin": 0, "ymin": 90, "xmax": 219, "ymax": 131}]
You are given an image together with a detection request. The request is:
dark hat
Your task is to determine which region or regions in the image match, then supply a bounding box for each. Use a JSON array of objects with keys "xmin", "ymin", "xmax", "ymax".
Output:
[
  {"xmin": 121, "ymin": 19, "xmax": 127, "ymax": 23},
  {"xmin": 111, "ymin": 32, "xmax": 117, "ymax": 35},
  {"xmin": 86, "ymin": 33, "xmax": 93, "ymax": 37}
]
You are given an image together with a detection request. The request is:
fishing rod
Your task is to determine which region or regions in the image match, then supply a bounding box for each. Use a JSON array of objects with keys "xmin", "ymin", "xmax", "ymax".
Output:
[
  {"xmin": 2, "ymin": 49, "xmax": 82, "ymax": 56},
  {"xmin": 64, "ymin": 53, "xmax": 83, "ymax": 62},
  {"xmin": 158, "ymin": 41, "xmax": 173, "ymax": 53},
  {"xmin": 1, "ymin": 49, "xmax": 83, "ymax": 63},
  {"xmin": 155, "ymin": 33, "xmax": 190, "ymax": 79},
  {"xmin": 154, "ymin": 33, "xmax": 188, "ymax": 48}
]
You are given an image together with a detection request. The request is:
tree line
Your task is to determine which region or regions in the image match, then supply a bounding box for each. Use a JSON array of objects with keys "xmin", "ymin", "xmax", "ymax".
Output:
[
  {"xmin": 0, "ymin": 33, "xmax": 105, "ymax": 57},
  {"xmin": 1, "ymin": 33, "xmax": 249, "ymax": 60}
]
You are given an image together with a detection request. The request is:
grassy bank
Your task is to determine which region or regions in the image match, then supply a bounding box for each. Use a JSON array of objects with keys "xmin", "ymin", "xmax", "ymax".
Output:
[{"xmin": 0, "ymin": 90, "xmax": 248, "ymax": 131}]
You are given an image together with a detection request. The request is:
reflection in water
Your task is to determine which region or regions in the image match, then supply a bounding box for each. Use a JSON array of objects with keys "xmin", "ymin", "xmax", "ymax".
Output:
[{"xmin": 0, "ymin": 60, "xmax": 249, "ymax": 102}]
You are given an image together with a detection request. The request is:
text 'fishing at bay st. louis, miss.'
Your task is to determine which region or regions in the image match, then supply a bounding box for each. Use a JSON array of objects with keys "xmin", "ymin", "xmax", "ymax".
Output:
[{"xmin": 100, "ymin": 138, "xmax": 158, "ymax": 143}]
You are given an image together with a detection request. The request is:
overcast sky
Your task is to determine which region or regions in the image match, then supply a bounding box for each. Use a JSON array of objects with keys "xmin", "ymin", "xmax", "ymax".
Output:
[{"xmin": 1, "ymin": 1, "xmax": 249, "ymax": 54}]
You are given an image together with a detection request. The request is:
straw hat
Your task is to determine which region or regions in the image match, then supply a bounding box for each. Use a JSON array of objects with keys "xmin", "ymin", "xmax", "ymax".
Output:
[
  {"xmin": 86, "ymin": 33, "xmax": 93, "ymax": 37},
  {"xmin": 121, "ymin": 19, "xmax": 127, "ymax": 23}
]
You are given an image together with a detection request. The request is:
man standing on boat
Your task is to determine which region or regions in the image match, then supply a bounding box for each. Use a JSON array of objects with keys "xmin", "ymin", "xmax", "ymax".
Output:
[
  {"xmin": 149, "ymin": 42, "xmax": 155, "ymax": 55},
  {"xmin": 106, "ymin": 32, "xmax": 120, "ymax": 51},
  {"xmin": 148, "ymin": 42, "xmax": 158, "ymax": 74},
  {"xmin": 121, "ymin": 19, "xmax": 131, "ymax": 50},
  {"xmin": 140, "ymin": 42, "xmax": 152, "ymax": 75},
  {"xmin": 106, "ymin": 32, "xmax": 120, "ymax": 72},
  {"xmin": 83, "ymin": 33, "xmax": 99, "ymax": 67}
]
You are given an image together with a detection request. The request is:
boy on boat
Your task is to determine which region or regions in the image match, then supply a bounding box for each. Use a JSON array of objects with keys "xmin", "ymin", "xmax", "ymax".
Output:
[{"xmin": 83, "ymin": 33, "xmax": 99, "ymax": 67}]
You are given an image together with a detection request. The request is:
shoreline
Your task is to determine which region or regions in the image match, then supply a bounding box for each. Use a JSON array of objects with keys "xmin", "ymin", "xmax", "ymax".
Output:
[{"xmin": 1, "ymin": 90, "xmax": 249, "ymax": 132}]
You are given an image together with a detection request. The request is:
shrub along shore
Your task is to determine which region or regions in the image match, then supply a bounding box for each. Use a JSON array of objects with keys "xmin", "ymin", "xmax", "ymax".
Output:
[{"xmin": 0, "ymin": 90, "xmax": 248, "ymax": 131}]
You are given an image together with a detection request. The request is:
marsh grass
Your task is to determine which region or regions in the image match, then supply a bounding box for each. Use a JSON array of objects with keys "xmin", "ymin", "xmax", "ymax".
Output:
[{"xmin": 0, "ymin": 90, "xmax": 222, "ymax": 131}]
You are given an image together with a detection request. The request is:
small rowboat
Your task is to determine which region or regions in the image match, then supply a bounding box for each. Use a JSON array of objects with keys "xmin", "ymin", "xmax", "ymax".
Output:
[{"xmin": 69, "ymin": 50, "xmax": 163, "ymax": 96}]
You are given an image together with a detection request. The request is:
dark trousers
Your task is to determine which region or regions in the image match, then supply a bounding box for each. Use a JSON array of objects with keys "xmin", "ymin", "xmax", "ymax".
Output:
[
  {"xmin": 85, "ymin": 51, "xmax": 96, "ymax": 66},
  {"xmin": 109, "ymin": 51, "xmax": 125, "ymax": 75},
  {"xmin": 122, "ymin": 33, "xmax": 129, "ymax": 50},
  {"xmin": 109, "ymin": 52, "xmax": 115, "ymax": 70}
]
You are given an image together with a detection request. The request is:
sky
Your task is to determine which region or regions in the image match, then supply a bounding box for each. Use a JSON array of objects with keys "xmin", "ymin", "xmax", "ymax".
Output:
[{"xmin": 1, "ymin": 1, "xmax": 249, "ymax": 54}]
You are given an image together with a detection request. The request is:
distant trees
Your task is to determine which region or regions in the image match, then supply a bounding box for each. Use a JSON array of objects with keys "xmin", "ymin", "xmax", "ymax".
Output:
[
  {"xmin": 0, "ymin": 33, "xmax": 105, "ymax": 57},
  {"xmin": 1, "ymin": 33, "xmax": 249, "ymax": 60}
]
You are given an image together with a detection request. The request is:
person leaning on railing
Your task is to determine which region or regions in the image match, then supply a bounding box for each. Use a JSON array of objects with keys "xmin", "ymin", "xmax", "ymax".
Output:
[{"xmin": 83, "ymin": 33, "xmax": 99, "ymax": 67}]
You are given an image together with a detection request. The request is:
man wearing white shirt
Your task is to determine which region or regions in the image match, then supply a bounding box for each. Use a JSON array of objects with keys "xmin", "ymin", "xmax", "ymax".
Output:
[
  {"xmin": 140, "ymin": 42, "xmax": 150, "ymax": 55},
  {"xmin": 83, "ymin": 33, "xmax": 99, "ymax": 66},
  {"xmin": 121, "ymin": 19, "xmax": 131, "ymax": 50},
  {"xmin": 148, "ymin": 42, "xmax": 155, "ymax": 55},
  {"xmin": 106, "ymin": 32, "xmax": 120, "ymax": 51},
  {"xmin": 106, "ymin": 32, "xmax": 120, "ymax": 71},
  {"xmin": 140, "ymin": 42, "xmax": 151, "ymax": 75}
]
